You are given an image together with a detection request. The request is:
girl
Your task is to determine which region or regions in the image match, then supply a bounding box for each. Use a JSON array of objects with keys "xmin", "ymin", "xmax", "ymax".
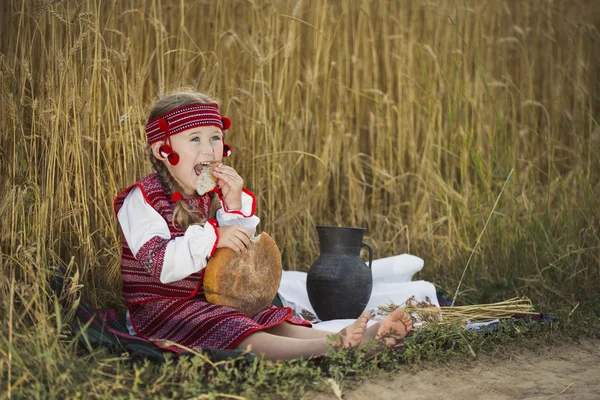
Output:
[{"xmin": 114, "ymin": 90, "xmax": 413, "ymax": 360}]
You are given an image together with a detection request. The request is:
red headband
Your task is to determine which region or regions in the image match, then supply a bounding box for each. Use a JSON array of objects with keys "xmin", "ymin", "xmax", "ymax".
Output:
[{"xmin": 145, "ymin": 103, "xmax": 231, "ymax": 144}]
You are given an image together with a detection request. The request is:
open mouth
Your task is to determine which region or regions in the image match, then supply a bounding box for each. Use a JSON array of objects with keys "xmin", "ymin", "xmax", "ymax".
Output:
[{"xmin": 194, "ymin": 162, "xmax": 214, "ymax": 176}]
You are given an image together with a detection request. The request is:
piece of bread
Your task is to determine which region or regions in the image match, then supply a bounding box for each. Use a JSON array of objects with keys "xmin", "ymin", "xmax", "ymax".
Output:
[
  {"xmin": 203, "ymin": 232, "xmax": 282, "ymax": 317},
  {"xmin": 196, "ymin": 163, "xmax": 218, "ymax": 195}
]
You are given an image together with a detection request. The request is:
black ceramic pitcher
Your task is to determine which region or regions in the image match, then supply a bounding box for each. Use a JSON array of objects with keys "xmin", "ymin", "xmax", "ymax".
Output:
[{"xmin": 306, "ymin": 226, "xmax": 373, "ymax": 321}]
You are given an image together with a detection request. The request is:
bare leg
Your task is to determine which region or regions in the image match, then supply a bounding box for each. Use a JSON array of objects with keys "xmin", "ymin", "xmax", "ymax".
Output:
[
  {"xmin": 265, "ymin": 311, "xmax": 370, "ymax": 347},
  {"xmin": 236, "ymin": 331, "xmax": 329, "ymax": 360},
  {"xmin": 236, "ymin": 311, "xmax": 372, "ymax": 359},
  {"xmin": 265, "ymin": 322, "xmax": 331, "ymax": 339}
]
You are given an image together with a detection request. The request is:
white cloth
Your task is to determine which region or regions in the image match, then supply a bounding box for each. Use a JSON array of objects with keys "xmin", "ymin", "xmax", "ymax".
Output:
[
  {"xmin": 278, "ymin": 254, "xmax": 440, "ymax": 332},
  {"xmin": 117, "ymin": 186, "xmax": 260, "ymax": 284}
]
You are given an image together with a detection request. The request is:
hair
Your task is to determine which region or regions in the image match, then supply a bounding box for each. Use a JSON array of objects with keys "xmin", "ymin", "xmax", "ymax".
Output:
[{"xmin": 146, "ymin": 90, "xmax": 222, "ymax": 230}]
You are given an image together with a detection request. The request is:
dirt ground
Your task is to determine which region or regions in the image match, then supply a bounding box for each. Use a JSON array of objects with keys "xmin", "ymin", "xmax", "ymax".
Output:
[{"xmin": 317, "ymin": 339, "xmax": 600, "ymax": 400}]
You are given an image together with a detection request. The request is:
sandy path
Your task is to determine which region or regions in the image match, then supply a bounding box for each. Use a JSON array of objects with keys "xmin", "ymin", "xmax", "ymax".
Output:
[{"xmin": 318, "ymin": 339, "xmax": 600, "ymax": 400}]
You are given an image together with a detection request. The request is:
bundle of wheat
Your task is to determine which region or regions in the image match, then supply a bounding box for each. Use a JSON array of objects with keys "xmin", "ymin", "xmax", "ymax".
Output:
[{"xmin": 378, "ymin": 297, "xmax": 537, "ymax": 326}]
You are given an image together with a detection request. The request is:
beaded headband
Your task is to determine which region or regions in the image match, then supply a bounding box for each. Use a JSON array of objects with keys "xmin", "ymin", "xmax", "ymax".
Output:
[{"xmin": 145, "ymin": 103, "xmax": 231, "ymax": 145}]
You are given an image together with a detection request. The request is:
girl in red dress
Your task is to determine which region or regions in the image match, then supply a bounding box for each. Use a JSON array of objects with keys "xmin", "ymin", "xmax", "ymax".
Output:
[{"xmin": 114, "ymin": 90, "xmax": 412, "ymax": 360}]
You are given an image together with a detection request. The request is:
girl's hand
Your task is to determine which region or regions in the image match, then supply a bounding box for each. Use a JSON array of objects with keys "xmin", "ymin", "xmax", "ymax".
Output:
[
  {"xmin": 213, "ymin": 163, "xmax": 243, "ymax": 210},
  {"xmin": 216, "ymin": 225, "xmax": 252, "ymax": 253}
]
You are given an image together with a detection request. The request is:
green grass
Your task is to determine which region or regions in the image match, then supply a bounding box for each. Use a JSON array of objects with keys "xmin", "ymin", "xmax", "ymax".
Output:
[
  {"xmin": 6, "ymin": 306, "xmax": 596, "ymax": 399},
  {"xmin": 1, "ymin": 0, "xmax": 599, "ymax": 397}
]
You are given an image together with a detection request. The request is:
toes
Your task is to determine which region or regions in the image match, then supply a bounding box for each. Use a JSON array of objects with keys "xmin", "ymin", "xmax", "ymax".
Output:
[
  {"xmin": 393, "ymin": 307, "xmax": 406, "ymax": 318},
  {"xmin": 359, "ymin": 310, "xmax": 371, "ymax": 322}
]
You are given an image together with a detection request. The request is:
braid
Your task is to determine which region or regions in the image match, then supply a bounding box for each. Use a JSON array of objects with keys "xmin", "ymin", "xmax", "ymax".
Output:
[
  {"xmin": 147, "ymin": 145, "xmax": 206, "ymax": 230},
  {"xmin": 208, "ymin": 192, "xmax": 222, "ymax": 219}
]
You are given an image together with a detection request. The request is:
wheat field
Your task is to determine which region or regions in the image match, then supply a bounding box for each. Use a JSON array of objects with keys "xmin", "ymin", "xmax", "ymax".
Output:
[{"xmin": 1, "ymin": 0, "xmax": 599, "ymax": 397}]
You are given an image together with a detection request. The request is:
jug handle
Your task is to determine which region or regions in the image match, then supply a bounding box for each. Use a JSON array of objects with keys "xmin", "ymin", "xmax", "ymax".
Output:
[{"xmin": 361, "ymin": 241, "xmax": 373, "ymax": 269}]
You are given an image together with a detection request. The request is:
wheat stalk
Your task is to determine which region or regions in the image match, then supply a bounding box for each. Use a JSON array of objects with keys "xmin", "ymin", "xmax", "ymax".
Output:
[{"xmin": 378, "ymin": 297, "xmax": 538, "ymax": 325}]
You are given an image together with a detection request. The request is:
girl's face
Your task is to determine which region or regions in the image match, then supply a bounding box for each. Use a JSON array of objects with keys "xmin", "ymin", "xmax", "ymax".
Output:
[{"xmin": 153, "ymin": 125, "xmax": 224, "ymax": 196}]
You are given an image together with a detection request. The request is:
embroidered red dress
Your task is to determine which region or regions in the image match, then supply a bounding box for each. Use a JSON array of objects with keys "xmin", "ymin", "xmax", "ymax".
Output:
[{"xmin": 114, "ymin": 173, "xmax": 310, "ymax": 352}]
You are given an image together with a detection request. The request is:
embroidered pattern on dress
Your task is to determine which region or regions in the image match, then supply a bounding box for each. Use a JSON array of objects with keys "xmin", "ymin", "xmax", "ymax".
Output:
[
  {"xmin": 116, "ymin": 174, "xmax": 204, "ymax": 303},
  {"xmin": 135, "ymin": 236, "xmax": 169, "ymax": 278}
]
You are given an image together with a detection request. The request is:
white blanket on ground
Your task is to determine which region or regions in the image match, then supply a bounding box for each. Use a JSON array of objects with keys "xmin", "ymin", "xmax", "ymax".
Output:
[{"xmin": 278, "ymin": 254, "xmax": 440, "ymax": 332}]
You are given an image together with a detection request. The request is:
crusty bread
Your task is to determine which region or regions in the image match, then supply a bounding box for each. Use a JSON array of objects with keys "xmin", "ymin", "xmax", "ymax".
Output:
[
  {"xmin": 196, "ymin": 163, "xmax": 219, "ymax": 195},
  {"xmin": 203, "ymin": 232, "xmax": 282, "ymax": 317}
]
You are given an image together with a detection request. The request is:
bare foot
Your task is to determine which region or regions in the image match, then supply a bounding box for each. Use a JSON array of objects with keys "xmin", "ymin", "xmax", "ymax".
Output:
[
  {"xmin": 331, "ymin": 311, "xmax": 371, "ymax": 348},
  {"xmin": 374, "ymin": 307, "xmax": 413, "ymax": 346}
]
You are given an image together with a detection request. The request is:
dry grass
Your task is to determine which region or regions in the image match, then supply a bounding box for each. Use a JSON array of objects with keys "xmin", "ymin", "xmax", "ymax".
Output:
[
  {"xmin": 1, "ymin": 0, "xmax": 599, "ymax": 397},
  {"xmin": 379, "ymin": 297, "xmax": 538, "ymax": 325}
]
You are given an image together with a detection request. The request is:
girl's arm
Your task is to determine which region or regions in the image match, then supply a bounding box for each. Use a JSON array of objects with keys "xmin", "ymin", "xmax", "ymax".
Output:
[
  {"xmin": 216, "ymin": 188, "xmax": 260, "ymax": 236},
  {"xmin": 212, "ymin": 164, "xmax": 260, "ymax": 235},
  {"xmin": 117, "ymin": 187, "xmax": 218, "ymax": 284}
]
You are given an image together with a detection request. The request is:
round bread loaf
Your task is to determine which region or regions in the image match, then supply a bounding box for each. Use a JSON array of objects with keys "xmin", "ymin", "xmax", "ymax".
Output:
[{"xmin": 203, "ymin": 232, "xmax": 282, "ymax": 317}]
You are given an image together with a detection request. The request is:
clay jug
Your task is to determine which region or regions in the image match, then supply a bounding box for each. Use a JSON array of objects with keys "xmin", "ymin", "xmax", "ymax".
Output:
[{"xmin": 306, "ymin": 226, "xmax": 373, "ymax": 321}]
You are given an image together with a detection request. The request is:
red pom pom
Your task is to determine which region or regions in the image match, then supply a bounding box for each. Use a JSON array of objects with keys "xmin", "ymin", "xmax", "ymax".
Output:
[
  {"xmin": 222, "ymin": 117, "xmax": 231, "ymax": 130},
  {"xmin": 171, "ymin": 192, "xmax": 183, "ymax": 203},
  {"xmin": 167, "ymin": 151, "xmax": 180, "ymax": 166},
  {"xmin": 159, "ymin": 144, "xmax": 172, "ymax": 158},
  {"xmin": 158, "ymin": 117, "xmax": 170, "ymax": 133},
  {"xmin": 223, "ymin": 143, "xmax": 232, "ymax": 157}
]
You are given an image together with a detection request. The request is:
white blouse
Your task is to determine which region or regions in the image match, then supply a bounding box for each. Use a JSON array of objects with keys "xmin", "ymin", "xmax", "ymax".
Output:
[{"xmin": 117, "ymin": 186, "xmax": 260, "ymax": 284}]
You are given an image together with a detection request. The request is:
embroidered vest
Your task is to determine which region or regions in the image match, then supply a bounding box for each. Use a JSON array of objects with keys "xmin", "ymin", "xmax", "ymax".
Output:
[{"xmin": 114, "ymin": 173, "xmax": 212, "ymax": 304}]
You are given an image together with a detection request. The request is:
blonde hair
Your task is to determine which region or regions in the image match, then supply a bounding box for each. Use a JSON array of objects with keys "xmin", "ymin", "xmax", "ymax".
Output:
[{"xmin": 146, "ymin": 90, "xmax": 222, "ymax": 230}]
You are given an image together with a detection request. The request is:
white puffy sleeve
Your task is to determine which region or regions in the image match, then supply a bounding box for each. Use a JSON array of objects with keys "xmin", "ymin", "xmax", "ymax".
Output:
[
  {"xmin": 216, "ymin": 188, "xmax": 261, "ymax": 237},
  {"xmin": 117, "ymin": 187, "xmax": 219, "ymax": 284}
]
